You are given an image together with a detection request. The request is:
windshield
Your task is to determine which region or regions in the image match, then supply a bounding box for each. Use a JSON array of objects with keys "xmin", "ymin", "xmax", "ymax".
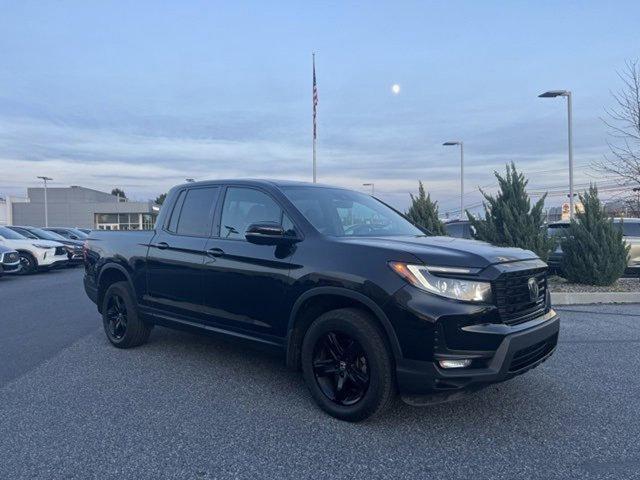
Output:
[
  {"xmin": 30, "ymin": 228, "xmax": 67, "ymax": 241},
  {"xmin": 69, "ymin": 228, "xmax": 89, "ymax": 238},
  {"xmin": 0, "ymin": 226, "xmax": 27, "ymax": 240},
  {"xmin": 547, "ymin": 224, "xmax": 570, "ymax": 237},
  {"xmin": 282, "ymin": 187, "xmax": 424, "ymax": 237}
]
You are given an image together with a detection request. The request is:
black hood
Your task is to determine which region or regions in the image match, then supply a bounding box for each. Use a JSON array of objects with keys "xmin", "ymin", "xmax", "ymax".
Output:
[{"xmin": 339, "ymin": 235, "xmax": 539, "ymax": 269}]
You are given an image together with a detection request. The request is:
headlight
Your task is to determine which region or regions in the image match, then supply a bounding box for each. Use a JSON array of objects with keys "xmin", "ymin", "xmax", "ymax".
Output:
[
  {"xmin": 389, "ymin": 262, "xmax": 492, "ymax": 302},
  {"xmin": 33, "ymin": 243, "xmax": 53, "ymax": 250}
]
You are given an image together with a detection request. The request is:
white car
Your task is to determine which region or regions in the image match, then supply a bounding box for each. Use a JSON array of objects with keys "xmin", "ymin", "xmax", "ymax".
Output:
[{"xmin": 0, "ymin": 226, "xmax": 68, "ymax": 274}]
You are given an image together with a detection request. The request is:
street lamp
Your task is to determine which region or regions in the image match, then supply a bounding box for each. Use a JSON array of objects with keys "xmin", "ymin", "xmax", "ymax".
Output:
[
  {"xmin": 37, "ymin": 176, "xmax": 53, "ymax": 227},
  {"xmin": 443, "ymin": 141, "xmax": 464, "ymax": 219},
  {"xmin": 539, "ymin": 90, "xmax": 574, "ymax": 219},
  {"xmin": 363, "ymin": 183, "xmax": 375, "ymax": 196}
]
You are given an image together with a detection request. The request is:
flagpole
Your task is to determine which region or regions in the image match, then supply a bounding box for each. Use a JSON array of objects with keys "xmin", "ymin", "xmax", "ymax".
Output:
[{"xmin": 312, "ymin": 53, "xmax": 317, "ymax": 183}]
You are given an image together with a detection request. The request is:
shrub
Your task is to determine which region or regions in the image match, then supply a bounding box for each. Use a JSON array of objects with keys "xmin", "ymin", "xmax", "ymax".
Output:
[
  {"xmin": 561, "ymin": 185, "xmax": 629, "ymax": 285},
  {"xmin": 468, "ymin": 163, "xmax": 554, "ymax": 260},
  {"xmin": 406, "ymin": 181, "xmax": 446, "ymax": 235}
]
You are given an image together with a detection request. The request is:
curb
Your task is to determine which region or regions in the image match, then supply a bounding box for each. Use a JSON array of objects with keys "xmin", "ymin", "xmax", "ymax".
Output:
[{"xmin": 551, "ymin": 292, "xmax": 640, "ymax": 305}]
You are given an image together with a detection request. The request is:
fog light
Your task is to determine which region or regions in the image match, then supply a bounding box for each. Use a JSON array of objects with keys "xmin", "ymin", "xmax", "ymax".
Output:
[{"xmin": 438, "ymin": 359, "xmax": 472, "ymax": 369}]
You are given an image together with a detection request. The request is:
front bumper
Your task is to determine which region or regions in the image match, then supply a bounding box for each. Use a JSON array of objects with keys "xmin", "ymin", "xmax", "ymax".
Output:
[
  {"xmin": 39, "ymin": 258, "xmax": 69, "ymax": 270},
  {"xmin": 1, "ymin": 261, "xmax": 21, "ymax": 274},
  {"xmin": 396, "ymin": 310, "xmax": 559, "ymax": 396}
]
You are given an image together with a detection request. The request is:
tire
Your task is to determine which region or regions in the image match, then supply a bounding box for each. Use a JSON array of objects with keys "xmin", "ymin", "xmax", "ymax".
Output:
[
  {"xmin": 301, "ymin": 308, "xmax": 395, "ymax": 422},
  {"xmin": 101, "ymin": 281, "xmax": 152, "ymax": 348},
  {"xmin": 17, "ymin": 252, "xmax": 37, "ymax": 275}
]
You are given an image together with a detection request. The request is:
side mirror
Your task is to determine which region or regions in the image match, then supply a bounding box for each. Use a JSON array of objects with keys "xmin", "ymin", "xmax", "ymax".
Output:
[
  {"xmin": 69, "ymin": 235, "xmax": 79, "ymax": 240},
  {"xmin": 246, "ymin": 222, "xmax": 295, "ymax": 245}
]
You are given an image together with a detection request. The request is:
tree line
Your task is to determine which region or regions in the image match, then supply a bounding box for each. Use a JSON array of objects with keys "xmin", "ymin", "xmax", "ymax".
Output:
[{"xmin": 405, "ymin": 163, "xmax": 629, "ymax": 286}]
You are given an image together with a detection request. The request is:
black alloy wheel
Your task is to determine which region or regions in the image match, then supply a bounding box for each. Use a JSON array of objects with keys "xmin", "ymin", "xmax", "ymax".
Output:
[
  {"xmin": 101, "ymin": 281, "xmax": 152, "ymax": 348},
  {"xmin": 105, "ymin": 293, "xmax": 128, "ymax": 340},
  {"xmin": 301, "ymin": 308, "xmax": 395, "ymax": 422},
  {"xmin": 18, "ymin": 252, "xmax": 36, "ymax": 275},
  {"xmin": 312, "ymin": 332, "xmax": 370, "ymax": 406}
]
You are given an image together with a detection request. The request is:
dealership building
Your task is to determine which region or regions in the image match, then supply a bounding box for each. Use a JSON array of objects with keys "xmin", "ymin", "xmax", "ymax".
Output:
[{"xmin": 3, "ymin": 186, "xmax": 159, "ymax": 230}]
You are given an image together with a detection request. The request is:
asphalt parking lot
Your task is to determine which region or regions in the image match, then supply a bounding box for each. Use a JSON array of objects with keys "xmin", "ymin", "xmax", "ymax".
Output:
[{"xmin": 1, "ymin": 268, "xmax": 639, "ymax": 479}]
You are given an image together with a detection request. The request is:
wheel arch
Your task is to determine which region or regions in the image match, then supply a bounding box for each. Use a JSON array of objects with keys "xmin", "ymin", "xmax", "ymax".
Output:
[
  {"xmin": 15, "ymin": 249, "xmax": 38, "ymax": 270},
  {"xmin": 97, "ymin": 264, "xmax": 133, "ymax": 312},
  {"xmin": 285, "ymin": 287, "xmax": 402, "ymax": 370}
]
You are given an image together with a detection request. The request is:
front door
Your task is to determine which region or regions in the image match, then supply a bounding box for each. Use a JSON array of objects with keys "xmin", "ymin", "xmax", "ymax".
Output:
[
  {"xmin": 201, "ymin": 186, "xmax": 297, "ymax": 339},
  {"xmin": 145, "ymin": 186, "xmax": 221, "ymax": 319}
]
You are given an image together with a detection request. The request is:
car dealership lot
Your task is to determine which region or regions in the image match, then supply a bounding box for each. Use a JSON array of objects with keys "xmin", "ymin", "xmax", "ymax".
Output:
[{"xmin": 1, "ymin": 269, "xmax": 639, "ymax": 479}]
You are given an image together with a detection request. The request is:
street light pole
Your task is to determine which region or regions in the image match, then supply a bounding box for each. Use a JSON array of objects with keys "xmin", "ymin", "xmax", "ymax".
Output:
[
  {"xmin": 363, "ymin": 183, "xmax": 375, "ymax": 196},
  {"xmin": 539, "ymin": 90, "xmax": 574, "ymax": 219},
  {"xmin": 443, "ymin": 141, "xmax": 464, "ymax": 219},
  {"xmin": 37, "ymin": 176, "xmax": 53, "ymax": 227}
]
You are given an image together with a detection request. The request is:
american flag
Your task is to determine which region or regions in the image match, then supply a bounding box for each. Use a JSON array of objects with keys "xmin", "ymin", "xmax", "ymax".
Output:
[{"xmin": 312, "ymin": 54, "xmax": 318, "ymax": 140}]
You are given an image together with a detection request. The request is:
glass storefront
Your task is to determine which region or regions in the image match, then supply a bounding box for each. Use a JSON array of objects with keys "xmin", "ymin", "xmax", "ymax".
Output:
[{"xmin": 95, "ymin": 213, "xmax": 157, "ymax": 230}]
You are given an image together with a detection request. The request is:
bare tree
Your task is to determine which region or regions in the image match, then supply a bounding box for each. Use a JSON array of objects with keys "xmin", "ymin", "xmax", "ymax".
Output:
[{"xmin": 595, "ymin": 60, "xmax": 640, "ymax": 214}]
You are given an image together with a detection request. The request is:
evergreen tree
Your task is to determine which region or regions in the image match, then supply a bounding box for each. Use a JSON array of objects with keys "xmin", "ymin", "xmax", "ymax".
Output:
[
  {"xmin": 561, "ymin": 185, "xmax": 629, "ymax": 285},
  {"xmin": 154, "ymin": 193, "xmax": 167, "ymax": 205},
  {"xmin": 468, "ymin": 163, "xmax": 554, "ymax": 259},
  {"xmin": 111, "ymin": 188, "xmax": 127, "ymax": 199},
  {"xmin": 406, "ymin": 181, "xmax": 446, "ymax": 235}
]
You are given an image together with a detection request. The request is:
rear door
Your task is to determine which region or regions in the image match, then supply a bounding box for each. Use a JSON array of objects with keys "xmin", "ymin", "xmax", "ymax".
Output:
[
  {"xmin": 145, "ymin": 186, "xmax": 221, "ymax": 319},
  {"xmin": 201, "ymin": 186, "xmax": 297, "ymax": 338}
]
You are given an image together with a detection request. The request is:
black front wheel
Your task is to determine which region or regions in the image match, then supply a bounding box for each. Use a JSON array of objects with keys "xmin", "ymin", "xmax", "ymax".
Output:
[
  {"xmin": 17, "ymin": 252, "xmax": 36, "ymax": 275},
  {"xmin": 301, "ymin": 308, "xmax": 395, "ymax": 422},
  {"xmin": 101, "ymin": 281, "xmax": 152, "ymax": 348}
]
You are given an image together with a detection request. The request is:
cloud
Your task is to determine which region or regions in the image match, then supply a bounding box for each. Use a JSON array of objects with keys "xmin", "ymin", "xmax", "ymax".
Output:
[{"xmin": 0, "ymin": 110, "xmax": 613, "ymax": 212}]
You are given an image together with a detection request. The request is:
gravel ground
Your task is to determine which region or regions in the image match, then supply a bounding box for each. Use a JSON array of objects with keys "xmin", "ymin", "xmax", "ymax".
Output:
[
  {"xmin": 549, "ymin": 275, "xmax": 640, "ymax": 293},
  {"xmin": 2, "ymin": 270, "xmax": 640, "ymax": 479}
]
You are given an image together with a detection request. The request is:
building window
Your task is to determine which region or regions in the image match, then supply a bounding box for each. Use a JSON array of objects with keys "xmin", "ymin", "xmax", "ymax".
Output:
[{"xmin": 95, "ymin": 213, "xmax": 158, "ymax": 230}]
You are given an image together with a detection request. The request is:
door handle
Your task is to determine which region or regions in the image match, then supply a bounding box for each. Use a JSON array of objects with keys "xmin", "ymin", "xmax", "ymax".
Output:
[
  {"xmin": 206, "ymin": 247, "xmax": 224, "ymax": 258},
  {"xmin": 156, "ymin": 242, "xmax": 169, "ymax": 250}
]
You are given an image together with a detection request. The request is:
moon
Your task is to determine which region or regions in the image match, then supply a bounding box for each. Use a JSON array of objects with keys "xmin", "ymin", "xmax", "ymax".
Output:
[{"xmin": 391, "ymin": 84, "xmax": 401, "ymax": 95}]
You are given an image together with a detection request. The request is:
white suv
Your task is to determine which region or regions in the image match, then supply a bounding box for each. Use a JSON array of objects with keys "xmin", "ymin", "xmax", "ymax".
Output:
[{"xmin": 0, "ymin": 226, "xmax": 68, "ymax": 274}]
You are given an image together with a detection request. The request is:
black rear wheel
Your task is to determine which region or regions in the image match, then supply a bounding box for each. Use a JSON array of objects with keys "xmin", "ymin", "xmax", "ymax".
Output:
[
  {"xmin": 102, "ymin": 281, "xmax": 152, "ymax": 348},
  {"xmin": 302, "ymin": 308, "xmax": 395, "ymax": 422}
]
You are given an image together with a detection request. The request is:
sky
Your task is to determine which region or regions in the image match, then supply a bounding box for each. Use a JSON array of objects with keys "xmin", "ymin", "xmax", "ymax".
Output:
[{"xmin": 1, "ymin": 0, "xmax": 639, "ymax": 214}]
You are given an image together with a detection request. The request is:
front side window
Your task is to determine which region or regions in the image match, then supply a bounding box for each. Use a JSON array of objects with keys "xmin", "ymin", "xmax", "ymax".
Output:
[
  {"xmin": 175, "ymin": 187, "xmax": 220, "ymax": 237},
  {"xmin": 615, "ymin": 221, "xmax": 640, "ymax": 237},
  {"xmin": 220, "ymin": 187, "xmax": 283, "ymax": 239},
  {"xmin": 282, "ymin": 187, "xmax": 424, "ymax": 237}
]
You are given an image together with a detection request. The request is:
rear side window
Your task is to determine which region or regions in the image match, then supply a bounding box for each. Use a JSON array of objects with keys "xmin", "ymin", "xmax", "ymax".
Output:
[{"xmin": 174, "ymin": 187, "xmax": 220, "ymax": 237}]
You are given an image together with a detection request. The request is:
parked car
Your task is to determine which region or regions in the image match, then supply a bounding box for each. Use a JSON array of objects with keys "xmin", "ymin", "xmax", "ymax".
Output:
[
  {"xmin": 7, "ymin": 226, "xmax": 84, "ymax": 266},
  {"xmin": 0, "ymin": 245, "xmax": 21, "ymax": 277},
  {"xmin": 547, "ymin": 218, "xmax": 640, "ymax": 277},
  {"xmin": 444, "ymin": 219, "xmax": 474, "ymax": 239},
  {"xmin": 44, "ymin": 227, "xmax": 88, "ymax": 241},
  {"xmin": 83, "ymin": 180, "xmax": 559, "ymax": 421},
  {"xmin": 0, "ymin": 226, "xmax": 68, "ymax": 274},
  {"xmin": 75, "ymin": 227, "xmax": 92, "ymax": 235}
]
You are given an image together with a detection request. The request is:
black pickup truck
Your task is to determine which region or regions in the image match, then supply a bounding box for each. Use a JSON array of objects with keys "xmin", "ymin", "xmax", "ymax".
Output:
[{"xmin": 83, "ymin": 179, "xmax": 559, "ymax": 421}]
